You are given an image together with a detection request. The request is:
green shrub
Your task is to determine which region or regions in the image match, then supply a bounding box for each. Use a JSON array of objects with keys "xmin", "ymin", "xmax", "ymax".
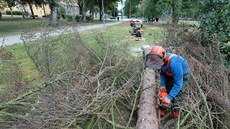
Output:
[
  {"xmin": 44, "ymin": 14, "xmax": 51, "ymax": 18},
  {"xmin": 200, "ymin": 0, "xmax": 230, "ymax": 63},
  {"xmin": 61, "ymin": 14, "xmax": 66, "ymax": 19},
  {"xmin": 66, "ymin": 15, "xmax": 73, "ymax": 21},
  {"xmin": 60, "ymin": 5, "xmax": 66, "ymax": 19},
  {"xmin": 220, "ymin": 42, "xmax": 230, "ymax": 65},
  {"xmin": 6, "ymin": 10, "xmax": 10, "ymax": 15},
  {"xmin": 57, "ymin": 15, "xmax": 61, "ymax": 19},
  {"xmin": 86, "ymin": 15, "xmax": 93, "ymax": 21},
  {"xmin": 200, "ymin": 1, "xmax": 229, "ymax": 41},
  {"xmin": 6, "ymin": 10, "xmax": 22, "ymax": 15},
  {"xmin": 75, "ymin": 15, "xmax": 82, "ymax": 22}
]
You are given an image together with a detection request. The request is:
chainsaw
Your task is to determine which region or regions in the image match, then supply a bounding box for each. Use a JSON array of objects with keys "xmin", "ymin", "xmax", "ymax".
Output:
[{"xmin": 158, "ymin": 91, "xmax": 171, "ymax": 116}]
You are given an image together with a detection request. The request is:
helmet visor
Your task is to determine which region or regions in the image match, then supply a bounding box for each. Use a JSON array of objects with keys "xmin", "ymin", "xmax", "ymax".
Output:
[{"xmin": 145, "ymin": 54, "xmax": 163, "ymax": 69}]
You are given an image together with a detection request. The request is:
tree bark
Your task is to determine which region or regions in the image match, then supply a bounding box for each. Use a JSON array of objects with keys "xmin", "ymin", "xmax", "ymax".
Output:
[
  {"xmin": 28, "ymin": 2, "xmax": 35, "ymax": 19},
  {"xmin": 10, "ymin": 8, "xmax": 13, "ymax": 17},
  {"xmin": 82, "ymin": 0, "xmax": 86, "ymax": 22},
  {"xmin": 129, "ymin": 2, "xmax": 131, "ymax": 18},
  {"xmin": 171, "ymin": 0, "xmax": 179, "ymax": 25},
  {"xmin": 78, "ymin": 0, "xmax": 83, "ymax": 15},
  {"xmin": 50, "ymin": 5, "xmax": 58, "ymax": 26},
  {"xmin": 99, "ymin": 1, "xmax": 102, "ymax": 21},
  {"xmin": 136, "ymin": 68, "xmax": 159, "ymax": 129},
  {"xmin": 43, "ymin": 4, "xmax": 46, "ymax": 16},
  {"xmin": 22, "ymin": 4, "xmax": 27, "ymax": 18}
]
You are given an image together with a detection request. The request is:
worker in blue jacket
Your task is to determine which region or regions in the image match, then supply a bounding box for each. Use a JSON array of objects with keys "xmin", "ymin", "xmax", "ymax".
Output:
[{"xmin": 145, "ymin": 46, "xmax": 190, "ymax": 118}]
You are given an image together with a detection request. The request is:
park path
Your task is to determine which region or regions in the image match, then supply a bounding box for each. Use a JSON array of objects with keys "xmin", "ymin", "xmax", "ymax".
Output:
[{"xmin": 0, "ymin": 21, "xmax": 121, "ymax": 46}]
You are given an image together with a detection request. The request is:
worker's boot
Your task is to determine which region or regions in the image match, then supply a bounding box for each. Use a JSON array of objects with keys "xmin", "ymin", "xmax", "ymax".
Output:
[
  {"xmin": 171, "ymin": 106, "xmax": 180, "ymax": 118},
  {"xmin": 160, "ymin": 109, "xmax": 166, "ymax": 116}
]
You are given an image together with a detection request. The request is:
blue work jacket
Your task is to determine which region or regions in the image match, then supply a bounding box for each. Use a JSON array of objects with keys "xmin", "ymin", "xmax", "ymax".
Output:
[{"xmin": 160, "ymin": 53, "xmax": 190, "ymax": 100}]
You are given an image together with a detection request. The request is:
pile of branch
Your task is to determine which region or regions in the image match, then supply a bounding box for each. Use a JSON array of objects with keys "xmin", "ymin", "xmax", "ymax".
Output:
[
  {"xmin": 0, "ymin": 28, "xmax": 144, "ymax": 129},
  {"xmin": 162, "ymin": 29, "xmax": 230, "ymax": 129}
]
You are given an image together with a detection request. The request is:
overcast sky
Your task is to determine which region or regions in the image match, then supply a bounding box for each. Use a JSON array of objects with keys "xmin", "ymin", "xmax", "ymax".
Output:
[{"xmin": 117, "ymin": 0, "xmax": 125, "ymax": 10}]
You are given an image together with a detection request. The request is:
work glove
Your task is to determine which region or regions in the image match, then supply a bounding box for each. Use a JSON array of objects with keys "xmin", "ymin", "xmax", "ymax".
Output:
[
  {"xmin": 159, "ymin": 87, "xmax": 166, "ymax": 92},
  {"xmin": 158, "ymin": 87, "xmax": 166, "ymax": 96},
  {"xmin": 157, "ymin": 87, "xmax": 167, "ymax": 107},
  {"xmin": 162, "ymin": 97, "xmax": 171, "ymax": 104}
]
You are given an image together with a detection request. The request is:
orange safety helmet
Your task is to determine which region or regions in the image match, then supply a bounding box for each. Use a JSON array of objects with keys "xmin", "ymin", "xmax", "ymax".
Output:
[
  {"xmin": 150, "ymin": 46, "xmax": 166, "ymax": 59},
  {"xmin": 145, "ymin": 46, "xmax": 166, "ymax": 69}
]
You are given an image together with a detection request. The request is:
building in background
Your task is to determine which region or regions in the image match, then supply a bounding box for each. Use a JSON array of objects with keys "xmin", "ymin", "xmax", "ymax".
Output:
[
  {"xmin": 60, "ymin": 0, "xmax": 79, "ymax": 16},
  {"xmin": 3, "ymin": 4, "xmax": 50, "ymax": 17},
  {"xmin": 2, "ymin": 0, "xmax": 79, "ymax": 17}
]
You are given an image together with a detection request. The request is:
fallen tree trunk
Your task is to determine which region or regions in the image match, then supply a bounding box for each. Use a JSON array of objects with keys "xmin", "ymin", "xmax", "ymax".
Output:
[{"xmin": 136, "ymin": 68, "xmax": 159, "ymax": 129}]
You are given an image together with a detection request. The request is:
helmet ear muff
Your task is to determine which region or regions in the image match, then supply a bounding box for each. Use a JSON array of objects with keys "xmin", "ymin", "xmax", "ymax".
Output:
[
  {"xmin": 162, "ymin": 51, "xmax": 165, "ymax": 59},
  {"xmin": 162, "ymin": 51, "xmax": 167, "ymax": 63}
]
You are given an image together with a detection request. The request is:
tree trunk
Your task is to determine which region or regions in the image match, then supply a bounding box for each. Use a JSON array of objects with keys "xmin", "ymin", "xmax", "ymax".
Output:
[
  {"xmin": 57, "ymin": 5, "xmax": 61, "ymax": 19},
  {"xmin": 10, "ymin": 8, "xmax": 13, "ymax": 17},
  {"xmin": 43, "ymin": 4, "xmax": 46, "ymax": 16},
  {"xmin": 22, "ymin": 4, "xmax": 27, "ymax": 18},
  {"xmin": 136, "ymin": 68, "xmax": 159, "ymax": 129},
  {"xmin": 129, "ymin": 2, "xmax": 131, "ymax": 18},
  {"xmin": 50, "ymin": 5, "xmax": 58, "ymax": 26},
  {"xmin": 78, "ymin": 0, "xmax": 83, "ymax": 15},
  {"xmin": 99, "ymin": 3, "xmax": 102, "ymax": 21},
  {"xmin": 151, "ymin": 14, "xmax": 154, "ymax": 22},
  {"xmin": 28, "ymin": 3, "xmax": 35, "ymax": 19},
  {"xmin": 171, "ymin": 0, "xmax": 179, "ymax": 25},
  {"xmin": 82, "ymin": 0, "xmax": 86, "ymax": 22}
]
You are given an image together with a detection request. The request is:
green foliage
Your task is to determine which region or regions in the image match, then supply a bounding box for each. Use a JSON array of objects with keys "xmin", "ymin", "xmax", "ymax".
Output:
[
  {"xmin": 60, "ymin": 4, "xmax": 66, "ymax": 19},
  {"xmin": 200, "ymin": 0, "xmax": 229, "ymax": 41},
  {"xmin": 124, "ymin": 0, "xmax": 140, "ymax": 18},
  {"xmin": 75, "ymin": 15, "xmax": 82, "ymax": 22},
  {"xmin": 45, "ymin": 14, "xmax": 51, "ymax": 18},
  {"xmin": 61, "ymin": 14, "xmax": 66, "ymax": 19},
  {"xmin": 180, "ymin": 0, "xmax": 201, "ymax": 18},
  {"xmin": 155, "ymin": 0, "xmax": 171, "ymax": 14},
  {"xmin": 66, "ymin": 15, "xmax": 73, "ymax": 21},
  {"xmin": 6, "ymin": 10, "xmax": 22, "ymax": 15},
  {"xmin": 200, "ymin": 0, "xmax": 230, "ymax": 62},
  {"xmin": 143, "ymin": 0, "xmax": 161, "ymax": 20},
  {"xmin": 0, "ymin": 44, "xmax": 40, "ymax": 94},
  {"xmin": 78, "ymin": 0, "xmax": 118, "ymax": 21},
  {"xmin": 0, "ymin": 0, "xmax": 7, "ymax": 10},
  {"xmin": 220, "ymin": 42, "xmax": 230, "ymax": 64},
  {"xmin": 86, "ymin": 15, "xmax": 93, "ymax": 21},
  {"xmin": 4, "ymin": 0, "xmax": 16, "ymax": 8}
]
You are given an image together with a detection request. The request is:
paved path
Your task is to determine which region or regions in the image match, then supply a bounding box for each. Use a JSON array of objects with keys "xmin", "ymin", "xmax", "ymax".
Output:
[{"xmin": 0, "ymin": 22, "xmax": 121, "ymax": 46}]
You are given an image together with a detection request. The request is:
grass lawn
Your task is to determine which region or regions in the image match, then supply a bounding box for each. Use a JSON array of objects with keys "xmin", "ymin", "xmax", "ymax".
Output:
[
  {"xmin": 0, "ymin": 44, "xmax": 41, "ymax": 92},
  {"xmin": 5, "ymin": 44, "xmax": 41, "ymax": 81},
  {"xmin": 80, "ymin": 22, "xmax": 166, "ymax": 47},
  {"xmin": 0, "ymin": 22, "xmax": 166, "ymax": 94},
  {"xmin": 79, "ymin": 22, "xmax": 166, "ymax": 57},
  {"xmin": 179, "ymin": 20, "xmax": 200, "ymax": 27},
  {"xmin": 0, "ymin": 17, "xmax": 116, "ymax": 37}
]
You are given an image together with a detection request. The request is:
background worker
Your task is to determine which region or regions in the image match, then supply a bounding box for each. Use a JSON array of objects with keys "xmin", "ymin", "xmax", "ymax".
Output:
[{"xmin": 145, "ymin": 46, "xmax": 190, "ymax": 118}]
